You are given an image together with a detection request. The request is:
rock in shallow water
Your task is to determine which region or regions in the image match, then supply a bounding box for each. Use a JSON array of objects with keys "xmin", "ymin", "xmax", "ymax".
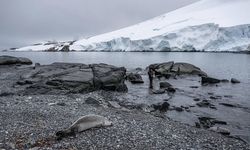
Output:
[
  {"xmin": 209, "ymin": 126, "xmax": 230, "ymax": 135},
  {"xmin": 159, "ymin": 82, "xmax": 172, "ymax": 89},
  {"xmin": 127, "ymin": 73, "xmax": 144, "ymax": 84},
  {"xmin": 231, "ymin": 78, "xmax": 240, "ymax": 84},
  {"xmin": 201, "ymin": 76, "xmax": 220, "ymax": 85}
]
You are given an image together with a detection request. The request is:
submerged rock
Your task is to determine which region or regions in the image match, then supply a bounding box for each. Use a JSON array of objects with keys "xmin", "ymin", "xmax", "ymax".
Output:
[
  {"xmin": 231, "ymin": 78, "xmax": 240, "ymax": 84},
  {"xmin": 127, "ymin": 73, "xmax": 144, "ymax": 84},
  {"xmin": 152, "ymin": 102, "xmax": 170, "ymax": 112},
  {"xmin": 201, "ymin": 76, "xmax": 220, "ymax": 85},
  {"xmin": 0, "ymin": 55, "xmax": 32, "ymax": 65},
  {"xmin": 152, "ymin": 89, "xmax": 165, "ymax": 94},
  {"xmin": 159, "ymin": 82, "xmax": 172, "ymax": 89}
]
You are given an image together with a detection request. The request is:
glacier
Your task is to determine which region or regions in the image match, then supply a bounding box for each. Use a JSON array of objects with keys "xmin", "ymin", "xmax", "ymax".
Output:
[{"xmin": 14, "ymin": 0, "xmax": 250, "ymax": 52}]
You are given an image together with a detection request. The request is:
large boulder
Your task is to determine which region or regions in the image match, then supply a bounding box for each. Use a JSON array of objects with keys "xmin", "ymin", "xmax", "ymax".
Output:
[
  {"xmin": 91, "ymin": 64, "xmax": 127, "ymax": 92},
  {"xmin": 171, "ymin": 62, "xmax": 207, "ymax": 76},
  {"xmin": 127, "ymin": 73, "xmax": 144, "ymax": 84},
  {"xmin": 148, "ymin": 61, "xmax": 207, "ymax": 77},
  {"xmin": 18, "ymin": 63, "xmax": 128, "ymax": 94},
  {"xmin": 0, "ymin": 55, "xmax": 32, "ymax": 65},
  {"xmin": 153, "ymin": 61, "xmax": 174, "ymax": 75}
]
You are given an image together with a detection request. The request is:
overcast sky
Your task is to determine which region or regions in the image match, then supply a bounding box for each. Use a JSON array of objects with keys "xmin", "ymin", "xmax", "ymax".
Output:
[{"xmin": 0, "ymin": 0, "xmax": 198, "ymax": 49}]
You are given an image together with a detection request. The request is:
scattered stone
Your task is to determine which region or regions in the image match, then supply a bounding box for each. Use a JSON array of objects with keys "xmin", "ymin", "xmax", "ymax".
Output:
[
  {"xmin": 0, "ymin": 92, "xmax": 14, "ymax": 97},
  {"xmin": 159, "ymin": 82, "xmax": 172, "ymax": 89},
  {"xmin": 56, "ymin": 102, "xmax": 66, "ymax": 106},
  {"xmin": 219, "ymin": 103, "xmax": 237, "ymax": 108},
  {"xmin": 221, "ymin": 79, "xmax": 229, "ymax": 83},
  {"xmin": 190, "ymin": 86, "xmax": 199, "ymax": 89},
  {"xmin": 166, "ymin": 87, "xmax": 176, "ymax": 93},
  {"xmin": 16, "ymin": 80, "xmax": 33, "ymax": 85},
  {"xmin": 198, "ymin": 117, "xmax": 216, "ymax": 128},
  {"xmin": 175, "ymin": 107, "xmax": 184, "ymax": 112},
  {"xmin": 193, "ymin": 98, "xmax": 200, "ymax": 101},
  {"xmin": 195, "ymin": 122, "xmax": 201, "ymax": 128},
  {"xmin": 108, "ymin": 101, "xmax": 121, "ymax": 109},
  {"xmin": 210, "ymin": 96, "xmax": 219, "ymax": 100},
  {"xmin": 127, "ymin": 73, "xmax": 144, "ymax": 84},
  {"xmin": 196, "ymin": 100, "xmax": 214, "ymax": 108},
  {"xmin": 224, "ymin": 95, "xmax": 233, "ymax": 98},
  {"xmin": 152, "ymin": 89, "xmax": 165, "ymax": 94},
  {"xmin": 209, "ymin": 126, "xmax": 230, "ymax": 135},
  {"xmin": 201, "ymin": 76, "xmax": 220, "ymax": 85},
  {"xmin": 213, "ymin": 120, "xmax": 227, "ymax": 125},
  {"xmin": 152, "ymin": 102, "xmax": 170, "ymax": 112},
  {"xmin": 231, "ymin": 78, "xmax": 240, "ymax": 84},
  {"xmin": 0, "ymin": 55, "xmax": 32, "ymax": 65},
  {"xmin": 85, "ymin": 97, "xmax": 100, "ymax": 105}
]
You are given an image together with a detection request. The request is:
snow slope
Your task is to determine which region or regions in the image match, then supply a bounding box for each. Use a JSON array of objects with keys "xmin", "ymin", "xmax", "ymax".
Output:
[{"xmin": 15, "ymin": 0, "xmax": 250, "ymax": 52}]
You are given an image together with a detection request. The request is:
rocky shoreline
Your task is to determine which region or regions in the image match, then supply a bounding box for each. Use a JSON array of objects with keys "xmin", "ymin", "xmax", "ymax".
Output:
[{"xmin": 0, "ymin": 56, "xmax": 249, "ymax": 149}]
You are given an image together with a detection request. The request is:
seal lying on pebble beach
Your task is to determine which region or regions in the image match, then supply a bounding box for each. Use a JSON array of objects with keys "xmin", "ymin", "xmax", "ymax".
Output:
[{"xmin": 56, "ymin": 114, "xmax": 112, "ymax": 140}]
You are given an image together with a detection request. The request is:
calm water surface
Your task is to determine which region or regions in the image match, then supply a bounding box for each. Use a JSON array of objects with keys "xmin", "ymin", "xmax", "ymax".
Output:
[{"xmin": 1, "ymin": 52, "xmax": 250, "ymax": 80}]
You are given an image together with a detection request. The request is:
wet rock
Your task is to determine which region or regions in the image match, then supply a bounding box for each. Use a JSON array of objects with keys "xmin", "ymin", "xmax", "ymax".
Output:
[
  {"xmin": 33, "ymin": 63, "xmax": 41, "ymax": 69},
  {"xmin": 193, "ymin": 98, "xmax": 200, "ymax": 101},
  {"xmin": 150, "ymin": 61, "xmax": 174, "ymax": 76},
  {"xmin": 16, "ymin": 80, "xmax": 33, "ymax": 85},
  {"xmin": 127, "ymin": 73, "xmax": 144, "ymax": 84},
  {"xmin": 152, "ymin": 89, "xmax": 165, "ymax": 94},
  {"xmin": 231, "ymin": 78, "xmax": 240, "ymax": 84},
  {"xmin": 152, "ymin": 102, "xmax": 170, "ymax": 112},
  {"xmin": 190, "ymin": 86, "xmax": 199, "ymax": 89},
  {"xmin": 198, "ymin": 117, "xmax": 216, "ymax": 128},
  {"xmin": 159, "ymin": 82, "xmax": 172, "ymax": 89},
  {"xmin": 0, "ymin": 92, "xmax": 14, "ymax": 97},
  {"xmin": 195, "ymin": 122, "xmax": 201, "ymax": 128},
  {"xmin": 171, "ymin": 62, "xmax": 207, "ymax": 76},
  {"xmin": 213, "ymin": 120, "xmax": 227, "ymax": 125},
  {"xmin": 209, "ymin": 126, "xmax": 230, "ymax": 135},
  {"xmin": 166, "ymin": 87, "xmax": 176, "ymax": 93},
  {"xmin": 0, "ymin": 55, "xmax": 32, "ymax": 65},
  {"xmin": 201, "ymin": 76, "xmax": 220, "ymax": 85},
  {"xmin": 85, "ymin": 97, "xmax": 100, "ymax": 105},
  {"xmin": 221, "ymin": 79, "xmax": 229, "ymax": 83},
  {"xmin": 175, "ymin": 107, "xmax": 184, "ymax": 112},
  {"xmin": 224, "ymin": 95, "xmax": 233, "ymax": 98},
  {"xmin": 18, "ymin": 63, "xmax": 128, "ymax": 94},
  {"xmin": 219, "ymin": 103, "xmax": 237, "ymax": 108},
  {"xmin": 57, "ymin": 102, "xmax": 66, "ymax": 106},
  {"xmin": 91, "ymin": 63, "xmax": 127, "ymax": 92},
  {"xmin": 196, "ymin": 100, "xmax": 215, "ymax": 109}
]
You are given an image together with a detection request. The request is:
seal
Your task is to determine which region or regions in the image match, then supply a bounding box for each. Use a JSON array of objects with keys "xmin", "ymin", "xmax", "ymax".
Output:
[{"xmin": 56, "ymin": 114, "xmax": 112, "ymax": 140}]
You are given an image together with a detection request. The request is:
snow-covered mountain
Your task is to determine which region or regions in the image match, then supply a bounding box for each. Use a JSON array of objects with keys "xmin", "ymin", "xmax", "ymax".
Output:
[{"xmin": 15, "ymin": 0, "xmax": 250, "ymax": 52}]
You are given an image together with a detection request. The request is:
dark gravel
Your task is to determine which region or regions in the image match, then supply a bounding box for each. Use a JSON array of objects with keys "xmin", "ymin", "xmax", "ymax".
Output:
[{"xmin": 0, "ymin": 94, "xmax": 249, "ymax": 150}]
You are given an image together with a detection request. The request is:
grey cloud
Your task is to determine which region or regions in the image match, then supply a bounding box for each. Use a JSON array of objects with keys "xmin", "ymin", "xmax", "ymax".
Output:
[{"xmin": 0, "ymin": 0, "xmax": 199, "ymax": 49}]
